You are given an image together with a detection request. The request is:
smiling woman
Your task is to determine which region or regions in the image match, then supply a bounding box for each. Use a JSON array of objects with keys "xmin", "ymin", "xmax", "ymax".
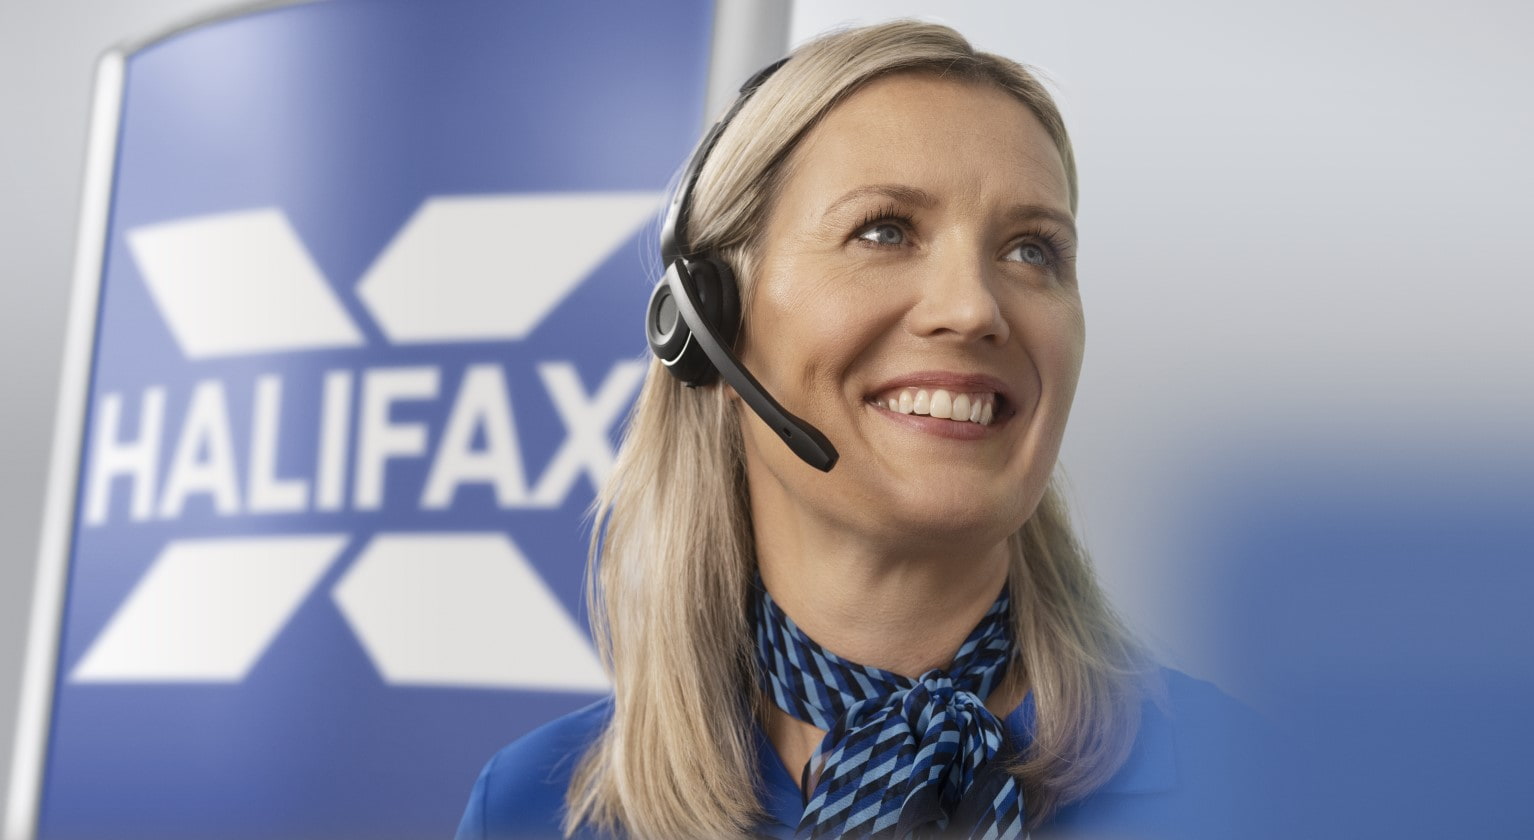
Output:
[
  {"xmin": 740, "ymin": 72, "xmax": 1086, "ymax": 583},
  {"xmin": 458, "ymin": 20, "xmax": 1263, "ymax": 840}
]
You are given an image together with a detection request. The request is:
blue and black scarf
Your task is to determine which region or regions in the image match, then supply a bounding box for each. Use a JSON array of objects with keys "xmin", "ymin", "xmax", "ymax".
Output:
[{"xmin": 752, "ymin": 578, "xmax": 1029, "ymax": 839}]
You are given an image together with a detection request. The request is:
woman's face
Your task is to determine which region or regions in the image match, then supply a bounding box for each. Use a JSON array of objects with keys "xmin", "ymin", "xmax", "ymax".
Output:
[{"xmin": 737, "ymin": 71, "xmax": 1084, "ymax": 551}]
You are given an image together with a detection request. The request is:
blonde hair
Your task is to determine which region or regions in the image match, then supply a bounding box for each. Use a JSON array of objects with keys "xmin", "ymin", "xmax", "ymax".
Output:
[{"xmin": 566, "ymin": 20, "xmax": 1150, "ymax": 838}]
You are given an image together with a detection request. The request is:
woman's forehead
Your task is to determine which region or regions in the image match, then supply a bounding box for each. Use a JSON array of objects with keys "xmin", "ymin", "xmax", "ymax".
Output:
[{"xmin": 780, "ymin": 72, "xmax": 1071, "ymax": 216}]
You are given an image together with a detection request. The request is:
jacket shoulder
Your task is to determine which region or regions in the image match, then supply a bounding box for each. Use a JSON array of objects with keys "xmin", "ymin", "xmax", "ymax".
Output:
[
  {"xmin": 455, "ymin": 697, "xmax": 615, "ymax": 840},
  {"xmin": 1042, "ymin": 667, "xmax": 1280, "ymax": 839}
]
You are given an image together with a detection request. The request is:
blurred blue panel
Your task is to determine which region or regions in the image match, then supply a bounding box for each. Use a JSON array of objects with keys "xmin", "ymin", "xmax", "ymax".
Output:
[{"xmin": 1193, "ymin": 452, "xmax": 1533, "ymax": 838}]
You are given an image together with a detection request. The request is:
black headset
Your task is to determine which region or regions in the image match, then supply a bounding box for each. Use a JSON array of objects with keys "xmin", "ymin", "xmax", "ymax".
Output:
[{"xmin": 645, "ymin": 58, "xmax": 839, "ymax": 472}]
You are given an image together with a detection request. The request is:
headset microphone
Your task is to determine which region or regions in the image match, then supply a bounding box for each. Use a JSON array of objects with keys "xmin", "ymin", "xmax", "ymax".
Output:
[{"xmin": 645, "ymin": 58, "xmax": 839, "ymax": 472}]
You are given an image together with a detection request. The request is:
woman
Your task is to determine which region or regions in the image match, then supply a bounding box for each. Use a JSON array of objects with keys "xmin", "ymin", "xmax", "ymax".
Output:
[{"xmin": 458, "ymin": 20, "xmax": 1258, "ymax": 840}]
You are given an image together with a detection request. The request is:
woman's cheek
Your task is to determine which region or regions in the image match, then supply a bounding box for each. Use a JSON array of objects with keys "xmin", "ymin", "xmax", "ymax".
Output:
[
  {"xmin": 1030, "ymin": 287, "xmax": 1085, "ymax": 364},
  {"xmin": 1010, "ymin": 303, "xmax": 1084, "ymax": 402}
]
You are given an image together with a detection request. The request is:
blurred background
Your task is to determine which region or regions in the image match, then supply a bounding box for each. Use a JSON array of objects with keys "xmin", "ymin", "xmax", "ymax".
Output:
[{"xmin": 2, "ymin": 0, "xmax": 1530, "ymax": 837}]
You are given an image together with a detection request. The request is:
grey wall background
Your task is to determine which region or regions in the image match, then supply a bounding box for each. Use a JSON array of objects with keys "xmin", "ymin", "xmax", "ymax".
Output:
[
  {"xmin": 806, "ymin": 0, "xmax": 1534, "ymax": 709},
  {"xmin": 3, "ymin": 0, "xmax": 1531, "ymax": 824}
]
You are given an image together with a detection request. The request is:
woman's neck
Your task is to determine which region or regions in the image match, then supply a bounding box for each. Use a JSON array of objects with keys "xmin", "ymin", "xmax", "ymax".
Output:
[{"xmin": 756, "ymin": 523, "xmax": 1013, "ymax": 680}]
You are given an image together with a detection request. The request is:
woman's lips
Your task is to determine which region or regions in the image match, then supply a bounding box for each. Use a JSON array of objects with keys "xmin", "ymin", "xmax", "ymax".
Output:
[{"xmin": 863, "ymin": 371, "xmax": 1020, "ymax": 440}]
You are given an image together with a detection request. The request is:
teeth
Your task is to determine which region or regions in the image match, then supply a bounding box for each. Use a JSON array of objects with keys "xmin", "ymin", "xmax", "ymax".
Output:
[
  {"xmin": 951, "ymin": 393, "xmax": 971, "ymax": 421},
  {"xmin": 871, "ymin": 387, "xmax": 999, "ymax": 426},
  {"xmin": 930, "ymin": 390, "xmax": 952, "ymax": 419}
]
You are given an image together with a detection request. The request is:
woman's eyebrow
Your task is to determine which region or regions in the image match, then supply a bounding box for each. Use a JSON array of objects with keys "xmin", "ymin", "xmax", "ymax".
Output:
[
  {"xmin": 821, "ymin": 184, "xmax": 937, "ymax": 219},
  {"xmin": 1006, "ymin": 204, "xmax": 1078, "ymax": 240}
]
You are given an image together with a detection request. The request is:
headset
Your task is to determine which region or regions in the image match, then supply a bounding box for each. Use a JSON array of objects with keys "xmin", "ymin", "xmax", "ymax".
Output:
[{"xmin": 645, "ymin": 58, "xmax": 839, "ymax": 472}]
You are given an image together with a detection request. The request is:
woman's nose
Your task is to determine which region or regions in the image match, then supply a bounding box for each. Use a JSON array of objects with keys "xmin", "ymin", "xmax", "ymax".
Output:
[{"xmin": 905, "ymin": 246, "xmax": 1010, "ymax": 344}]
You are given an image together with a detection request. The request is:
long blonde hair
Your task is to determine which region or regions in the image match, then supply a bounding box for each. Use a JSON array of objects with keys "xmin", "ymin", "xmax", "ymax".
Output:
[{"xmin": 566, "ymin": 20, "xmax": 1150, "ymax": 837}]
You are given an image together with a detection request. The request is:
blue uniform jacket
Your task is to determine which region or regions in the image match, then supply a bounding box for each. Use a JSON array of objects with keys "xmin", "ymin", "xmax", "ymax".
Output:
[{"xmin": 456, "ymin": 668, "xmax": 1276, "ymax": 839}]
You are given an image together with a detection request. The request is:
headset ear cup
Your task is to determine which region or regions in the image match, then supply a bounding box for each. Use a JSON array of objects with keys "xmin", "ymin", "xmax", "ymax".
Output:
[
  {"xmin": 646, "ymin": 261, "xmax": 714, "ymax": 386},
  {"xmin": 687, "ymin": 257, "xmax": 740, "ymax": 346},
  {"xmin": 678, "ymin": 257, "xmax": 738, "ymax": 386},
  {"xmin": 645, "ymin": 256, "xmax": 742, "ymax": 387},
  {"xmin": 703, "ymin": 257, "xmax": 741, "ymax": 350}
]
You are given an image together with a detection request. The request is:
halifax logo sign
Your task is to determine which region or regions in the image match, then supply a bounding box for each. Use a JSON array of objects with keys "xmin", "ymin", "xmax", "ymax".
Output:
[{"xmin": 78, "ymin": 198, "xmax": 652, "ymax": 687}]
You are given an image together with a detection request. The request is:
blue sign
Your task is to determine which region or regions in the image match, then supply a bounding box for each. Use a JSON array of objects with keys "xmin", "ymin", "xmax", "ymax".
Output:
[{"xmin": 35, "ymin": 1, "xmax": 715, "ymax": 837}]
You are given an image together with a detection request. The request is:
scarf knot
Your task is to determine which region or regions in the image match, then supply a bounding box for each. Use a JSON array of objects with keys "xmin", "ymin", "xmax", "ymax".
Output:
[{"xmin": 753, "ymin": 580, "xmax": 1027, "ymax": 839}]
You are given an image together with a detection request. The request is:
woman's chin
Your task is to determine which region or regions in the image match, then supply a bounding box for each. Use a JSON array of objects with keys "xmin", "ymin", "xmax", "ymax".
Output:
[{"xmin": 862, "ymin": 491, "xmax": 1027, "ymax": 553}]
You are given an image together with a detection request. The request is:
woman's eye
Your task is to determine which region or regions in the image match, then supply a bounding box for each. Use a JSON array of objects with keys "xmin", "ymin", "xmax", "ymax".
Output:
[
  {"xmin": 1004, "ymin": 242, "xmax": 1050, "ymax": 266},
  {"xmin": 856, "ymin": 223, "xmax": 905, "ymax": 246}
]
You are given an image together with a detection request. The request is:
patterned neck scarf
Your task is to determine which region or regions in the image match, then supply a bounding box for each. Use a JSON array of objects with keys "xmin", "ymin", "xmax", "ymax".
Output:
[{"xmin": 752, "ymin": 578, "xmax": 1027, "ymax": 839}]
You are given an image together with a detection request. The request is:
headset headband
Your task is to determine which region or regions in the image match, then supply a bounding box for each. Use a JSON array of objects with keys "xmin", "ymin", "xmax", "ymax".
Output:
[{"xmin": 659, "ymin": 57, "xmax": 789, "ymax": 268}]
